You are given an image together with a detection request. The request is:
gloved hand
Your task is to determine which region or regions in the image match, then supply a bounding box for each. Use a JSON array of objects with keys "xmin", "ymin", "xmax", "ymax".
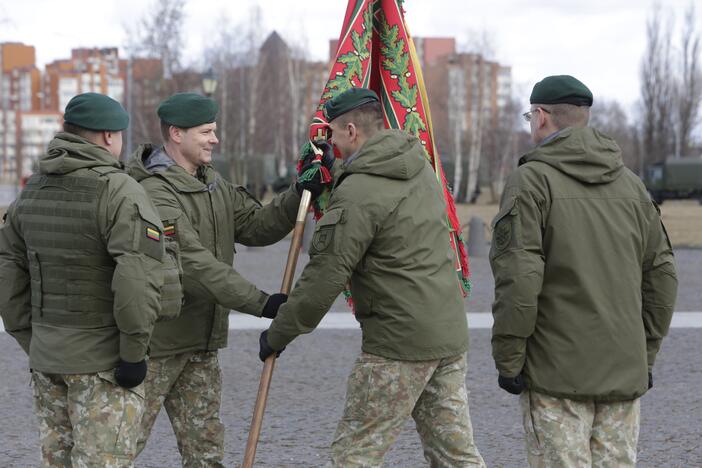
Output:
[
  {"xmin": 498, "ymin": 373, "xmax": 526, "ymax": 395},
  {"xmin": 298, "ymin": 140, "xmax": 335, "ymax": 174},
  {"xmin": 262, "ymin": 293, "xmax": 288, "ymax": 319},
  {"xmin": 296, "ymin": 141, "xmax": 335, "ymax": 199},
  {"xmin": 114, "ymin": 359, "xmax": 147, "ymax": 388},
  {"xmin": 648, "ymin": 372, "xmax": 653, "ymax": 389},
  {"xmin": 259, "ymin": 330, "xmax": 285, "ymax": 362}
]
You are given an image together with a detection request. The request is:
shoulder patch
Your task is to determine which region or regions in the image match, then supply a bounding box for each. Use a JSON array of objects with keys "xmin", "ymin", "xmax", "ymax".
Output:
[
  {"xmin": 311, "ymin": 208, "xmax": 344, "ymax": 254},
  {"xmin": 490, "ymin": 196, "xmax": 519, "ymax": 258},
  {"xmin": 494, "ymin": 221, "xmax": 512, "ymax": 252},
  {"xmin": 163, "ymin": 223, "xmax": 176, "ymax": 237},
  {"xmin": 135, "ymin": 202, "xmax": 164, "ymax": 260},
  {"xmin": 146, "ymin": 226, "xmax": 161, "ymax": 241}
]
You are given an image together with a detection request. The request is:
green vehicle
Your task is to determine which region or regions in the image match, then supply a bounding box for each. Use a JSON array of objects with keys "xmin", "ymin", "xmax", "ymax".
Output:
[{"xmin": 645, "ymin": 156, "xmax": 702, "ymax": 204}]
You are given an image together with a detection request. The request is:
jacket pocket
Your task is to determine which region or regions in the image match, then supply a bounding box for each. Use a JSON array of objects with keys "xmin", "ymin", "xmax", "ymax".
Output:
[
  {"xmin": 158, "ymin": 237, "xmax": 183, "ymax": 321},
  {"xmin": 27, "ymin": 250, "xmax": 43, "ymax": 310},
  {"xmin": 97, "ymin": 369, "xmax": 146, "ymax": 399},
  {"xmin": 520, "ymin": 391, "xmax": 543, "ymax": 456}
]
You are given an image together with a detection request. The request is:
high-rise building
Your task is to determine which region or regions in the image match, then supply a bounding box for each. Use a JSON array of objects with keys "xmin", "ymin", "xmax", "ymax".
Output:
[
  {"xmin": 42, "ymin": 47, "xmax": 126, "ymax": 112},
  {"xmin": 0, "ymin": 42, "xmax": 42, "ymax": 182}
]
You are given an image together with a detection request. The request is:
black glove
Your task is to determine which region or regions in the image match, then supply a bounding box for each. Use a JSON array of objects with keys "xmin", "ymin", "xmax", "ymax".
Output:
[
  {"xmin": 262, "ymin": 293, "xmax": 288, "ymax": 319},
  {"xmin": 312, "ymin": 140, "xmax": 336, "ymax": 172},
  {"xmin": 114, "ymin": 359, "xmax": 147, "ymax": 388},
  {"xmin": 259, "ymin": 330, "xmax": 285, "ymax": 362},
  {"xmin": 296, "ymin": 141, "xmax": 335, "ymax": 199},
  {"xmin": 498, "ymin": 374, "xmax": 526, "ymax": 395},
  {"xmin": 298, "ymin": 141, "xmax": 335, "ymax": 173},
  {"xmin": 648, "ymin": 372, "xmax": 653, "ymax": 389}
]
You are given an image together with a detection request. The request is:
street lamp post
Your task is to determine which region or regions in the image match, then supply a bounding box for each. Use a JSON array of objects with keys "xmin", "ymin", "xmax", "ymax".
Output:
[{"xmin": 202, "ymin": 67, "xmax": 218, "ymax": 97}]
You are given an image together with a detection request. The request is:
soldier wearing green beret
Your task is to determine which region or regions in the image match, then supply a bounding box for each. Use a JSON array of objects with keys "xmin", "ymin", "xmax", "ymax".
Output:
[
  {"xmin": 0, "ymin": 92, "xmax": 175, "ymax": 465},
  {"xmin": 490, "ymin": 75, "xmax": 678, "ymax": 466},
  {"xmin": 259, "ymin": 87, "xmax": 485, "ymax": 466},
  {"xmin": 126, "ymin": 92, "xmax": 332, "ymax": 465}
]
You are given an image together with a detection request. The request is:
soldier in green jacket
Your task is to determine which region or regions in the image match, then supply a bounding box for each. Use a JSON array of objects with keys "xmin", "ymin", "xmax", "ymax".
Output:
[
  {"xmin": 490, "ymin": 75, "xmax": 678, "ymax": 467},
  {"xmin": 260, "ymin": 88, "xmax": 485, "ymax": 467},
  {"xmin": 0, "ymin": 93, "xmax": 167, "ymax": 466},
  {"xmin": 126, "ymin": 92, "xmax": 330, "ymax": 466}
]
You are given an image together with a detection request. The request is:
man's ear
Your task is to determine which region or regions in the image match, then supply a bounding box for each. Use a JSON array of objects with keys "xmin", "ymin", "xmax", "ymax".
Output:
[
  {"xmin": 102, "ymin": 131, "xmax": 114, "ymax": 147},
  {"xmin": 169, "ymin": 125, "xmax": 183, "ymax": 143},
  {"xmin": 537, "ymin": 109, "xmax": 549, "ymax": 130},
  {"xmin": 348, "ymin": 122, "xmax": 358, "ymax": 141}
]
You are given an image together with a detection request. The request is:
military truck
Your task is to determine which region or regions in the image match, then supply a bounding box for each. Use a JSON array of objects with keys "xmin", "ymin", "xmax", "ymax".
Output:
[{"xmin": 645, "ymin": 156, "xmax": 702, "ymax": 204}]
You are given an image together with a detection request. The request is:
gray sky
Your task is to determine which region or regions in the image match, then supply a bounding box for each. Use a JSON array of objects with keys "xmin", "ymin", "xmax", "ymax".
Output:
[{"xmin": 1, "ymin": 0, "xmax": 700, "ymax": 114}]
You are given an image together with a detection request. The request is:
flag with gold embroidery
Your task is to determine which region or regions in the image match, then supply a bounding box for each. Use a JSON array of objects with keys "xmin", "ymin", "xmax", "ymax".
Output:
[{"xmin": 300, "ymin": 0, "xmax": 471, "ymax": 296}]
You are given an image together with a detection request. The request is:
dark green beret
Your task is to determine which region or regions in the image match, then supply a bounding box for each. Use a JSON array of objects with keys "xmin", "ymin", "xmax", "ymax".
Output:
[
  {"xmin": 530, "ymin": 75, "xmax": 593, "ymax": 107},
  {"xmin": 157, "ymin": 93, "xmax": 219, "ymax": 128},
  {"xmin": 324, "ymin": 87, "xmax": 379, "ymax": 122},
  {"xmin": 63, "ymin": 93, "xmax": 129, "ymax": 131}
]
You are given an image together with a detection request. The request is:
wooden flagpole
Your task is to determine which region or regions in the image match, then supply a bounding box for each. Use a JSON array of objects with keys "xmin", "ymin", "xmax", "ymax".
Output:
[{"xmin": 242, "ymin": 189, "xmax": 313, "ymax": 468}]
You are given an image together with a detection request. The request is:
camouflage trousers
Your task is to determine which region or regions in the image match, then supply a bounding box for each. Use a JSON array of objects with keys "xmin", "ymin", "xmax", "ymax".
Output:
[
  {"xmin": 32, "ymin": 369, "xmax": 145, "ymax": 467},
  {"xmin": 331, "ymin": 352, "xmax": 485, "ymax": 467},
  {"xmin": 137, "ymin": 351, "xmax": 224, "ymax": 467},
  {"xmin": 520, "ymin": 390, "xmax": 640, "ymax": 467}
]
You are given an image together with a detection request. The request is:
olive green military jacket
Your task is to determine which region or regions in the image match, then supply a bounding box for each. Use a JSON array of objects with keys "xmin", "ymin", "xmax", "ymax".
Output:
[
  {"xmin": 490, "ymin": 127, "xmax": 678, "ymax": 401},
  {"xmin": 267, "ymin": 130, "xmax": 469, "ymax": 361},
  {"xmin": 0, "ymin": 133, "xmax": 165, "ymax": 373},
  {"xmin": 127, "ymin": 145, "xmax": 300, "ymax": 357}
]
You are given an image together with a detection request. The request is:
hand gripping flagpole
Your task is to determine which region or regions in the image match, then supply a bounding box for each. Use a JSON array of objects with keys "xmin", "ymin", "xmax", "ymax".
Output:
[{"xmin": 242, "ymin": 189, "xmax": 313, "ymax": 468}]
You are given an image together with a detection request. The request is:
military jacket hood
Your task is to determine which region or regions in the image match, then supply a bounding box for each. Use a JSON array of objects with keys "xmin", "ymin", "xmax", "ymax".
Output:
[
  {"xmin": 127, "ymin": 144, "xmax": 216, "ymax": 193},
  {"xmin": 520, "ymin": 127, "xmax": 624, "ymax": 185},
  {"xmin": 343, "ymin": 129, "xmax": 426, "ymax": 181},
  {"xmin": 40, "ymin": 132, "xmax": 122, "ymax": 174}
]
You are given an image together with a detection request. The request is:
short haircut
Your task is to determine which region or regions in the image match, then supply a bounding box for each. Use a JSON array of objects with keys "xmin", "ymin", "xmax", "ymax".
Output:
[
  {"xmin": 161, "ymin": 121, "xmax": 197, "ymax": 142},
  {"xmin": 63, "ymin": 122, "xmax": 101, "ymax": 140},
  {"xmin": 160, "ymin": 121, "xmax": 170, "ymax": 142},
  {"xmin": 539, "ymin": 103, "xmax": 590, "ymax": 129},
  {"xmin": 334, "ymin": 101, "xmax": 385, "ymax": 135}
]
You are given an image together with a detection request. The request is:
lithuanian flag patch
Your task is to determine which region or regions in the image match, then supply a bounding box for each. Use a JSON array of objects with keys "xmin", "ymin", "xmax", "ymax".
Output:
[
  {"xmin": 164, "ymin": 224, "xmax": 176, "ymax": 237},
  {"xmin": 146, "ymin": 227, "xmax": 161, "ymax": 241}
]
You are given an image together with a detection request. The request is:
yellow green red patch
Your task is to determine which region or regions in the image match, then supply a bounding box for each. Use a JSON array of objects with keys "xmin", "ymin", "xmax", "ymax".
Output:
[{"xmin": 146, "ymin": 227, "xmax": 161, "ymax": 241}]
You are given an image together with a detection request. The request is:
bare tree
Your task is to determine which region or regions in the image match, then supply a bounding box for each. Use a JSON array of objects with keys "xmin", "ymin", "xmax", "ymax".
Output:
[
  {"xmin": 202, "ymin": 7, "xmax": 264, "ymax": 187},
  {"xmin": 590, "ymin": 99, "xmax": 639, "ymax": 172},
  {"xmin": 638, "ymin": 1, "xmax": 702, "ymax": 170},
  {"xmin": 121, "ymin": 0, "xmax": 192, "ymax": 152},
  {"xmin": 457, "ymin": 30, "xmax": 497, "ymax": 203},
  {"xmin": 125, "ymin": 0, "xmax": 186, "ymax": 79},
  {"xmin": 485, "ymin": 97, "xmax": 522, "ymax": 201},
  {"xmin": 673, "ymin": 3, "xmax": 701, "ymax": 158},
  {"xmin": 639, "ymin": 4, "xmax": 676, "ymax": 166}
]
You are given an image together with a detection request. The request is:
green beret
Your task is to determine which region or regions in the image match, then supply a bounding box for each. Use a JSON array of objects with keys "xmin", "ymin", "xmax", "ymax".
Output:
[
  {"xmin": 157, "ymin": 93, "xmax": 219, "ymax": 128},
  {"xmin": 530, "ymin": 75, "xmax": 593, "ymax": 107},
  {"xmin": 324, "ymin": 87, "xmax": 379, "ymax": 122},
  {"xmin": 63, "ymin": 93, "xmax": 129, "ymax": 131}
]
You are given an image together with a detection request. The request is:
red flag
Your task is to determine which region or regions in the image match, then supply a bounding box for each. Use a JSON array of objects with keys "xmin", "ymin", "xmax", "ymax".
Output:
[{"xmin": 302, "ymin": 0, "xmax": 471, "ymax": 296}]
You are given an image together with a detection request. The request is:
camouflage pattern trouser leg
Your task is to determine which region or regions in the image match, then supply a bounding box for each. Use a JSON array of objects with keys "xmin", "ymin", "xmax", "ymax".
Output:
[
  {"xmin": 32, "ymin": 370, "xmax": 145, "ymax": 468},
  {"xmin": 331, "ymin": 352, "xmax": 485, "ymax": 467},
  {"xmin": 520, "ymin": 390, "xmax": 640, "ymax": 467},
  {"xmin": 137, "ymin": 351, "xmax": 225, "ymax": 468}
]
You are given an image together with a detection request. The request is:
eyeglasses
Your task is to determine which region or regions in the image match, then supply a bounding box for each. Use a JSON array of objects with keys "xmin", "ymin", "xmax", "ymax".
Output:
[{"xmin": 522, "ymin": 107, "xmax": 551, "ymax": 122}]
